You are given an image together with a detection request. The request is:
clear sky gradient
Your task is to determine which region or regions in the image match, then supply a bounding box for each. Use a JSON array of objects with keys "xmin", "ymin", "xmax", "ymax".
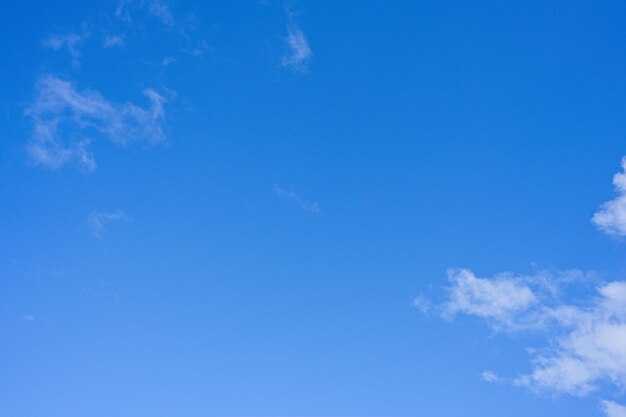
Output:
[{"xmin": 2, "ymin": 1, "xmax": 626, "ymax": 417}]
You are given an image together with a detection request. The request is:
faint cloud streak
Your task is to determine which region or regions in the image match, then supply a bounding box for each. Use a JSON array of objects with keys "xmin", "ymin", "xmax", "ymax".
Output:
[
  {"xmin": 87, "ymin": 210, "xmax": 130, "ymax": 238},
  {"xmin": 281, "ymin": 6, "xmax": 312, "ymax": 72},
  {"xmin": 275, "ymin": 185, "xmax": 320, "ymax": 213}
]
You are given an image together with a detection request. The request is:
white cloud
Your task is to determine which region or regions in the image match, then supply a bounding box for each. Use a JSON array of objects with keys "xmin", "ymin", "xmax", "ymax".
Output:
[
  {"xmin": 442, "ymin": 268, "xmax": 537, "ymax": 329},
  {"xmin": 481, "ymin": 370, "xmax": 503, "ymax": 383},
  {"xmin": 593, "ymin": 157, "xmax": 626, "ymax": 236},
  {"xmin": 103, "ymin": 35, "xmax": 125, "ymax": 48},
  {"xmin": 282, "ymin": 23, "xmax": 312, "ymax": 72},
  {"xmin": 21, "ymin": 315, "xmax": 35, "ymax": 322},
  {"xmin": 601, "ymin": 400, "xmax": 626, "ymax": 417},
  {"xmin": 435, "ymin": 268, "xmax": 626, "ymax": 397},
  {"xmin": 87, "ymin": 210, "xmax": 130, "ymax": 238},
  {"xmin": 275, "ymin": 185, "xmax": 320, "ymax": 213},
  {"xmin": 515, "ymin": 281, "xmax": 626, "ymax": 396},
  {"xmin": 412, "ymin": 295, "xmax": 431, "ymax": 314},
  {"xmin": 42, "ymin": 31, "xmax": 90, "ymax": 66},
  {"xmin": 25, "ymin": 75, "xmax": 170, "ymax": 171}
]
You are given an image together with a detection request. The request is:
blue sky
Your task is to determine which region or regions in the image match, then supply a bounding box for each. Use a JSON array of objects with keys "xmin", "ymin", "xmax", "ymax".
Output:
[{"xmin": 2, "ymin": 1, "xmax": 626, "ymax": 416}]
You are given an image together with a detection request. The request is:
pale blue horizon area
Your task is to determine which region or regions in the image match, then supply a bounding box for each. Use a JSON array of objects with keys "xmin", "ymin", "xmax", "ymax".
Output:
[{"xmin": 2, "ymin": 1, "xmax": 626, "ymax": 416}]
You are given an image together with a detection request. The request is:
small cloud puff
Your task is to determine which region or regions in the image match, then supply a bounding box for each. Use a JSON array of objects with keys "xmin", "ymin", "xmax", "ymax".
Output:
[
  {"xmin": 481, "ymin": 370, "xmax": 503, "ymax": 383},
  {"xmin": 281, "ymin": 24, "xmax": 312, "ymax": 72},
  {"xmin": 593, "ymin": 157, "xmax": 626, "ymax": 237}
]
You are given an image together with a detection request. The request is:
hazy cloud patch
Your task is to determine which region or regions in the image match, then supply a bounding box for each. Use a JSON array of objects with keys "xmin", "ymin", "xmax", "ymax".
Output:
[
  {"xmin": 103, "ymin": 35, "xmax": 125, "ymax": 48},
  {"xmin": 601, "ymin": 400, "xmax": 626, "ymax": 417},
  {"xmin": 42, "ymin": 30, "xmax": 90, "ymax": 66}
]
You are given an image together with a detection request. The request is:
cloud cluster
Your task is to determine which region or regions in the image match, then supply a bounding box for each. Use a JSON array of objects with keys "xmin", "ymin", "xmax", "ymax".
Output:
[
  {"xmin": 25, "ymin": 76, "xmax": 169, "ymax": 171},
  {"xmin": 593, "ymin": 157, "xmax": 626, "ymax": 236},
  {"xmin": 428, "ymin": 267, "xmax": 626, "ymax": 414},
  {"xmin": 420, "ymin": 157, "xmax": 626, "ymax": 415}
]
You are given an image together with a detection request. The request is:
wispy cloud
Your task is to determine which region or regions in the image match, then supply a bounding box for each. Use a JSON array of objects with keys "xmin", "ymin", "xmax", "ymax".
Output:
[
  {"xmin": 87, "ymin": 210, "xmax": 130, "ymax": 238},
  {"xmin": 593, "ymin": 157, "xmax": 626, "ymax": 237},
  {"xmin": 275, "ymin": 185, "xmax": 320, "ymax": 213},
  {"xmin": 103, "ymin": 34, "xmax": 125, "ymax": 48},
  {"xmin": 116, "ymin": 0, "xmax": 175, "ymax": 27},
  {"xmin": 161, "ymin": 56, "xmax": 175, "ymax": 66},
  {"xmin": 481, "ymin": 370, "xmax": 503, "ymax": 384},
  {"xmin": 25, "ymin": 75, "xmax": 171, "ymax": 171},
  {"xmin": 281, "ymin": 7, "xmax": 312, "ymax": 73},
  {"xmin": 412, "ymin": 294, "xmax": 432, "ymax": 314},
  {"xmin": 601, "ymin": 400, "xmax": 626, "ymax": 417},
  {"xmin": 42, "ymin": 30, "xmax": 90, "ymax": 66},
  {"xmin": 282, "ymin": 23, "xmax": 312, "ymax": 72},
  {"xmin": 82, "ymin": 279, "xmax": 121, "ymax": 301},
  {"xmin": 21, "ymin": 314, "xmax": 35, "ymax": 322},
  {"xmin": 113, "ymin": 0, "xmax": 207, "ymax": 57},
  {"xmin": 422, "ymin": 268, "xmax": 626, "ymax": 398},
  {"xmin": 148, "ymin": 0, "xmax": 175, "ymax": 27}
]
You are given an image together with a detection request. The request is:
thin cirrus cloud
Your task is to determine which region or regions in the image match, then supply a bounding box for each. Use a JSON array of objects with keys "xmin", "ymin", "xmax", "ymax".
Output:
[
  {"xmin": 114, "ymin": 0, "xmax": 209, "ymax": 57},
  {"xmin": 87, "ymin": 210, "xmax": 130, "ymax": 238},
  {"xmin": 116, "ymin": 0, "xmax": 175, "ymax": 28},
  {"xmin": 103, "ymin": 35, "xmax": 125, "ymax": 48},
  {"xmin": 42, "ymin": 31, "xmax": 90, "ymax": 66},
  {"xmin": 281, "ymin": 22, "xmax": 312, "ymax": 72},
  {"xmin": 25, "ymin": 75, "xmax": 171, "ymax": 172},
  {"xmin": 275, "ymin": 185, "xmax": 320, "ymax": 213},
  {"xmin": 148, "ymin": 0, "xmax": 175, "ymax": 27},
  {"xmin": 592, "ymin": 157, "xmax": 626, "ymax": 236}
]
